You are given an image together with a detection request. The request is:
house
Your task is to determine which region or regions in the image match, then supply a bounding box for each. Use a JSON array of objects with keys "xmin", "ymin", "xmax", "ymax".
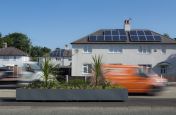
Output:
[
  {"xmin": 71, "ymin": 19, "xmax": 176, "ymax": 81},
  {"xmin": 39, "ymin": 46, "xmax": 72, "ymax": 67},
  {"xmin": 50, "ymin": 47, "xmax": 72, "ymax": 67},
  {"xmin": 0, "ymin": 43, "xmax": 30, "ymax": 67}
]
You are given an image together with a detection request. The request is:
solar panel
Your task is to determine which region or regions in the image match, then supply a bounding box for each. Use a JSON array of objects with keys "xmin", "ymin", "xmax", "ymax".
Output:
[
  {"xmin": 120, "ymin": 36, "xmax": 127, "ymax": 41},
  {"xmin": 144, "ymin": 31, "xmax": 152, "ymax": 35},
  {"xmin": 130, "ymin": 31, "xmax": 137, "ymax": 35},
  {"xmin": 130, "ymin": 36, "xmax": 139, "ymax": 41},
  {"xmin": 154, "ymin": 36, "xmax": 161, "ymax": 41},
  {"xmin": 89, "ymin": 36, "xmax": 96, "ymax": 42},
  {"xmin": 138, "ymin": 36, "xmax": 146, "ymax": 41},
  {"xmin": 97, "ymin": 36, "xmax": 104, "ymax": 41},
  {"xmin": 137, "ymin": 31, "xmax": 145, "ymax": 35},
  {"xmin": 119, "ymin": 29, "xmax": 126, "ymax": 35},
  {"xmin": 112, "ymin": 30, "xmax": 119, "ymax": 35},
  {"xmin": 146, "ymin": 36, "xmax": 154, "ymax": 41},
  {"xmin": 104, "ymin": 30, "xmax": 111, "ymax": 35},
  {"xmin": 105, "ymin": 35, "xmax": 112, "ymax": 41},
  {"xmin": 112, "ymin": 36, "xmax": 119, "ymax": 41}
]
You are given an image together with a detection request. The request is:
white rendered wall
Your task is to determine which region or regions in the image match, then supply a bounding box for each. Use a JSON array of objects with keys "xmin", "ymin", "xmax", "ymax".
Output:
[{"xmin": 72, "ymin": 44, "xmax": 176, "ymax": 76}]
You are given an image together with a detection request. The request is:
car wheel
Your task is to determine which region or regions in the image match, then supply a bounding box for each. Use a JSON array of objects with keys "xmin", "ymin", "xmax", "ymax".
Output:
[{"xmin": 148, "ymin": 86, "xmax": 158, "ymax": 96}]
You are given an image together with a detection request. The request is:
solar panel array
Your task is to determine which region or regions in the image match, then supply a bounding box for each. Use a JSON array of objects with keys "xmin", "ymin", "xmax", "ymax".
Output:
[
  {"xmin": 88, "ymin": 29, "xmax": 162, "ymax": 42},
  {"xmin": 89, "ymin": 29, "xmax": 128, "ymax": 42},
  {"xmin": 129, "ymin": 30, "xmax": 161, "ymax": 42},
  {"xmin": 50, "ymin": 48, "xmax": 64, "ymax": 57}
]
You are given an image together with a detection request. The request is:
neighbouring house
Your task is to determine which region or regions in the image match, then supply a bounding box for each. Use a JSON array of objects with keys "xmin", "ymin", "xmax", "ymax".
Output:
[
  {"xmin": 0, "ymin": 43, "xmax": 30, "ymax": 67},
  {"xmin": 39, "ymin": 46, "xmax": 72, "ymax": 67},
  {"xmin": 71, "ymin": 19, "xmax": 176, "ymax": 81},
  {"xmin": 50, "ymin": 46, "xmax": 72, "ymax": 67}
]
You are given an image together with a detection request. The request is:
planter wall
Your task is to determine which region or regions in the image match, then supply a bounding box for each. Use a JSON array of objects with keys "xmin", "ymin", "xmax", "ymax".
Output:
[{"xmin": 16, "ymin": 88, "xmax": 128, "ymax": 101}]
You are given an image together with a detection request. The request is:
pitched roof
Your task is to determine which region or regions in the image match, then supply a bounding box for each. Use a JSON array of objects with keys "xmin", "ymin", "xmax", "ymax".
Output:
[
  {"xmin": 50, "ymin": 48, "xmax": 72, "ymax": 57},
  {"xmin": 71, "ymin": 29, "xmax": 176, "ymax": 44},
  {"xmin": 0, "ymin": 47, "xmax": 28, "ymax": 56}
]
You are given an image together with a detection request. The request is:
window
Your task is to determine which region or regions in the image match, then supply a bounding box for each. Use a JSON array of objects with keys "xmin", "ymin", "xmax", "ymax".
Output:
[
  {"xmin": 83, "ymin": 46, "xmax": 92, "ymax": 53},
  {"xmin": 138, "ymin": 46, "xmax": 151, "ymax": 54},
  {"xmin": 161, "ymin": 66, "xmax": 167, "ymax": 74},
  {"xmin": 138, "ymin": 64, "xmax": 152, "ymax": 68},
  {"xmin": 82, "ymin": 64, "xmax": 92, "ymax": 74},
  {"xmin": 108, "ymin": 46, "xmax": 122, "ymax": 53}
]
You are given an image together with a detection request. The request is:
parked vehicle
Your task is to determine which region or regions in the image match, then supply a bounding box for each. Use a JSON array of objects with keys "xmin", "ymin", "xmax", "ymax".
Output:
[{"xmin": 103, "ymin": 64, "xmax": 168, "ymax": 95}]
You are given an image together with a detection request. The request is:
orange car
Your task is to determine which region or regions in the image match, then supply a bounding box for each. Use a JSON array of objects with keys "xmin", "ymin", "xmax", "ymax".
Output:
[{"xmin": 103, "ymin": 64, "xmax": 167, "ymax": 95}]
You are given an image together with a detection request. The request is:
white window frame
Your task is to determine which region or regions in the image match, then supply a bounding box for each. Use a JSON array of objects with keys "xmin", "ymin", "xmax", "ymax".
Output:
[
  {"xmin": 108, "ymin": 46, "xmax": 122, "ymax": 54},
  {"xmin": 82, "ymin": 64, "xmax": 92, "ymax": 74},
  {"xmin": 83, "ymin": 45, "xmax": 92, "ymax": 53},
  {"xmin": 138, "ymin": 46, "xmax": 151, "ymax": 54},
  {"xmin": 161, "ymin": 66, "xmax": 167, "ymax": 74}
]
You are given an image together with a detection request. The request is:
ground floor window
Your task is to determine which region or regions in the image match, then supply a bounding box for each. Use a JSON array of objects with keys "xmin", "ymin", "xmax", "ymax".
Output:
[
  {"xmin": 138, "ymin": 64, "xmax": 152, "ymax": 68},
  {"xmin": 82, "ymin": 64, "xmax": 92, "ymax": 74},
  {"xmin": 160, "ymin": 66, "xmax": 167, "ymax": 74},
  {"xmin": 138, "ymin": 64, "xmax": 152, "ymax": 73}
]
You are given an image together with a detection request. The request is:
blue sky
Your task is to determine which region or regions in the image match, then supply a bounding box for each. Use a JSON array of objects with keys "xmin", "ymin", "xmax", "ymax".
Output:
[{"xmin": 0, "ymin": 0, "xmax": 176, "ymax": 50}]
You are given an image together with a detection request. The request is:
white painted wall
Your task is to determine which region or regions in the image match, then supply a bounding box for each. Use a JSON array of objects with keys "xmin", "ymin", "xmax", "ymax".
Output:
[
  {"xmin": 72, "ymin": 44, "xmax": 176, "ymax": 77},
  {"xmin": 0, "ymin": 56, "xmax": 30, "ymax": 67},
  {"xmin": 38, "ymin": 57, "xmax": 71, "ymax": 67}
]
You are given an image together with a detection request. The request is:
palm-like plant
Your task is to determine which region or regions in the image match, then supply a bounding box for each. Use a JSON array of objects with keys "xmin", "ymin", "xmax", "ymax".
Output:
[
  {"xmin": 42, "ymin": 57, "xmax": 54, "ymax": 88},
  {"xmin": 91, "ymin": 55, "xmax": 105, "ymax": 86}
]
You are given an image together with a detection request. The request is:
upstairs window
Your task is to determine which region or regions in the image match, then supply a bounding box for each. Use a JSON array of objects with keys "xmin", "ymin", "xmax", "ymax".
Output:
[
  {"xmin": 83, "ymin": 46, "xmax": 92, "ymax": 53},
  {"xmin": 138, "ymin": 46, "xmax": 151, "ymax": 54},
  {"xmin": 108, "ymin": 46, "xmax": 122, "ymax": 53}
]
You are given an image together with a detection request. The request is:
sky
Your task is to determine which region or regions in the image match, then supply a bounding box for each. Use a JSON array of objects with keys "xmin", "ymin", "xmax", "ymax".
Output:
[{"xmin": 0, "ymin": 0, "xmax": 176, "ymax": 50}]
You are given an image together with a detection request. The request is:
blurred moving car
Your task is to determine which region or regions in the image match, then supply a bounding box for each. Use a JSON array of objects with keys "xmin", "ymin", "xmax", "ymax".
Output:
[
  {"xmin": 0, "ymin": 66, "xmax": 14, "ymax": 78},
  {"xmin": 18, "ymin": 62, "xmax": 43, "ymax": 86},
  {"xmin": 103, "ymin": 64, "xmax": 168, "ymax": 95}
]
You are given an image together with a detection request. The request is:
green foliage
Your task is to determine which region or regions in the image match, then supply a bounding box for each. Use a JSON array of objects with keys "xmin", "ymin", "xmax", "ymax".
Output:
[
  {"xmin": 41, "ymin": 57, "xmax": 55, "ymax": 88},
  {"xmin": 91, "ymin": 55, "xmax": 105, "ymax": 86},
  {"xmin": 163, "ymin": 33, "xmax": 170, "ymax": 38},
  {"xmin": 0, "ymin": 32, "xmax": 51, "ymax": 57},
  {"xmin": 30, "ymin": 46, "xmax": 51, "ymax": 58},
  {"xmin": 51, "ymin": 64, "xmax": 66, "ymax": 81},
  {"xmin": 26, "ymin": 78, "xmax": 122, "ymax": 89},
  {"xmin": 2, "ymin": 32, "xmax": 31, "ymax": 53},
  {"xmin": 26, "ymin": 80, "xmax": 60, "ymax": 89}
]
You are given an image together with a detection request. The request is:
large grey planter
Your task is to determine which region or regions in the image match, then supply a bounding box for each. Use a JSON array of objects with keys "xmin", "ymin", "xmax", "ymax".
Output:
[{"xmin": 16, "ymin": 88, "xmax": 128, "ymax": 101}]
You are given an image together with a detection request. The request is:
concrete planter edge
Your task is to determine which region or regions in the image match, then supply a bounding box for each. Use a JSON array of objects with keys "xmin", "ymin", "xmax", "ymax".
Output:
[{"xmin": 16, "ymin": 88, "xmax": 128, "ymax": 101}]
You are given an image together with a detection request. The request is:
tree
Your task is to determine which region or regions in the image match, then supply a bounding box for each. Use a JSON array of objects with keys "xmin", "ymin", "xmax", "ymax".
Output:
[
  {"xmin": 163, "ymin": 33, "xmax": 170, "ymax": 38},
  {"xmin": 3, "ymin": 32, "xmax": 31, "ymax": 53},
  {"xmin": 30, "ymin": 46, "xmax": 51, "ymax": 58},
  {"xmin": 0, "ymin": 33, "xmax": 3, "ymax": 48}
]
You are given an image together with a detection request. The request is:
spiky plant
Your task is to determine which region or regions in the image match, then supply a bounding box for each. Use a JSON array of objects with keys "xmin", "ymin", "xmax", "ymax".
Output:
[
  {"xmin": 91, "ymin": 55, "xmax": 105, "ymax": 86},
  {"xmin": 42, "ymin": 57, "xmax": 54, "ymax": 88}
]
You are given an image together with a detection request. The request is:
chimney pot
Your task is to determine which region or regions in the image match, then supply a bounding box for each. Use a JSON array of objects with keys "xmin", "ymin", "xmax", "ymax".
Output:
[
  {"xmin": 2, "ymin": 43, "xmax": 7, "ymax": 48},
  {"xmin": 124, "ymin": 19, "xmax": 131, "ymax": 31}
]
